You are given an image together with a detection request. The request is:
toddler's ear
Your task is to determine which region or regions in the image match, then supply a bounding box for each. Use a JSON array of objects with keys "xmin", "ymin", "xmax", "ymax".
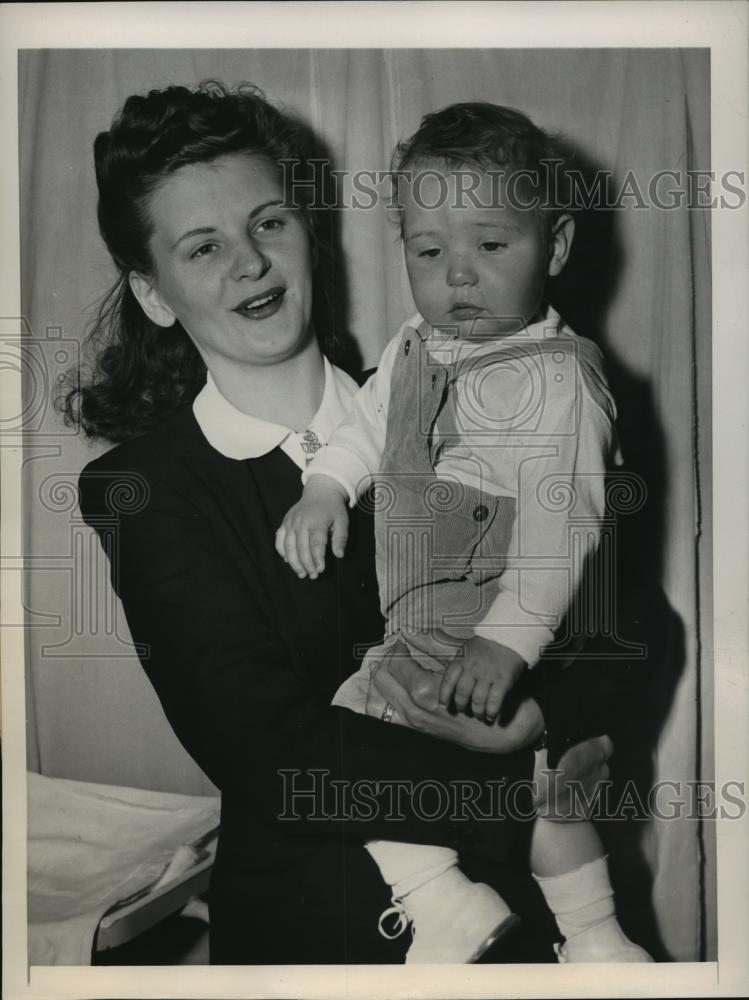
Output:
[
  {"xmin": 547, "ymin": 214, "xmax": 575, "ymax": 277},
  {"xmin": 129, "ymin": 271, "xmax": 177, "ymax": 328}
]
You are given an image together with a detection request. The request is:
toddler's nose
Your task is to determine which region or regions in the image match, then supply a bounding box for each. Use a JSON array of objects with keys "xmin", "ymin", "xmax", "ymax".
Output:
[{"xmin": 446, "ymin": 253, "xmax": 478, "ymax": 287}]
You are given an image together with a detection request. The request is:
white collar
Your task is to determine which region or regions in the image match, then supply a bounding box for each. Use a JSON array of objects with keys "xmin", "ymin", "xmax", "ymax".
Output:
[{"xmin": 193, "ymin": 356, "xmax": 359, "ymax": 468}]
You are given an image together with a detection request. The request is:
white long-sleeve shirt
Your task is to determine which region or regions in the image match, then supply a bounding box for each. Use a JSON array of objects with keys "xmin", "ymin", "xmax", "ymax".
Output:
[{"xmin": 305, "ymin": 307, "xmax": 620, "ymax": 667}]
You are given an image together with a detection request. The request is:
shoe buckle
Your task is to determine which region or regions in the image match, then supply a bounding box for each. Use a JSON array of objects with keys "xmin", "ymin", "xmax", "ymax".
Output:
[{"xmin": 377, "ymin": 898, "xmax": 411, "ymax": 940}]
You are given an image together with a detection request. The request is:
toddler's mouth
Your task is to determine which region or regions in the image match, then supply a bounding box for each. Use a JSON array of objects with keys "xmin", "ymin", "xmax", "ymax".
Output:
[{"xmin": 449, "ymin": 303, "xmax": 485, "ymax": 321}]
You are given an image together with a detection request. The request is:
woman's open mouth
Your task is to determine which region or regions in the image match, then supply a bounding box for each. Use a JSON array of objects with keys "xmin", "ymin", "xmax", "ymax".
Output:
[{"xmin": 233, "ymin": 287, "xmax": 286, "ymax": 320}]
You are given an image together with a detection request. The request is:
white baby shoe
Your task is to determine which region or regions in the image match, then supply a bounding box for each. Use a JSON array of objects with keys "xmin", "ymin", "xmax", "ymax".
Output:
[
  {"xmin": 554, "ymin": 919, "xmax": 654, "ymax": 963},
  {"xmin": 378, "ymin": 868, "xmax": 520, "ymax": 964},
  {"xmin": 534, "ymin": 856, "xmax": 654, "ymax": 964}
]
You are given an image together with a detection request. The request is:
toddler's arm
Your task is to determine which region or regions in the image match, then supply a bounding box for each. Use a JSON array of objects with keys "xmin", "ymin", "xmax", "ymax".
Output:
[
  {"xmin": 468, "ymin": 351, "xmax": 616, "ymax": 669},
  {"xmin": 302, "ymin": 330, "xmax": 403, "ymax": 502},
  {"xmin": 276, "ymin": 475, "xmax": 349, "ymax": 579},
  {"xmin": 275, "ymin": 326, "xmax": 408, "ymax": 578},
  {"xmin": 436, "ymin": 346, "xmax": 615, "ymax": 718}
]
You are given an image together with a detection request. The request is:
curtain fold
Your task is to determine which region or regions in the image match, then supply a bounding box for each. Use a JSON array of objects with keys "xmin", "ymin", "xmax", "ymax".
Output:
[{"xmin": 19, "ymin": 48, "xmax": 711, "ymax": 959}]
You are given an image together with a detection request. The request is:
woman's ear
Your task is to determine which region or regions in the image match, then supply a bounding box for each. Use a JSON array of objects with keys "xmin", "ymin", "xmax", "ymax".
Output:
[
  {"xmin": 128, "ymin": 271, "xmax": 176, "ymax": 328},
  {"xmin": 547, "ymin": 213, "xmax": 575, "ymax": 278}
]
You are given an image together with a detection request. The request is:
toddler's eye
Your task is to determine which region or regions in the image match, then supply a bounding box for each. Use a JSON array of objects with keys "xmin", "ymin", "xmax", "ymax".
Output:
[
  {"xmin": 481, "ymin": 241, "xmax": 508, "ymax": 252},
  {"xmin": 418, "ymin": 247, "xmax": 442, "ymax": 259},
  {"xmin": 191, "ymin": 242, "xmax": 218, "ymax": 259}
]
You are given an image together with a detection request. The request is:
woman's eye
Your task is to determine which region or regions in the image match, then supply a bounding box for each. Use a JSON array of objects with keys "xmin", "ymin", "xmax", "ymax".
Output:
[
  {"xmin": 481, "ymin": 240, "xmax": 508, "ymax": 252},
  {"xmin": 190, "ymin": 242, "xmax": 218, "ymax": 260},
  {"xmin": 255, "ymin": 217, "xmax": 284, "ymax": 235}
]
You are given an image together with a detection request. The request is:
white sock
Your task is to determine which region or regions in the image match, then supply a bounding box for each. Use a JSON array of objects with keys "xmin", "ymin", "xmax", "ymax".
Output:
[
  {"xmin": 365, "ymin": 840, "xmax": 458, "ymax": 899},
  {"xmin": 533, "ymin": 855, "xmax": 618, "ymax": 943}
]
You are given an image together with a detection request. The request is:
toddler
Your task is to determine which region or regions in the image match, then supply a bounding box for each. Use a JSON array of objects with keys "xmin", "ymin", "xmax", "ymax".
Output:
[{"xmin": 277, "ymin": 103, "xmax": 652, "ymax": 965}]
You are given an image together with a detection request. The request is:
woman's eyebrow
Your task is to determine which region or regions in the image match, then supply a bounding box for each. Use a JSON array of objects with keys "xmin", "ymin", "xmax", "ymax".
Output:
[
  {"xmin": 248, "ymin": 198, "xmax": 285, "ymax": 219},
  {"xmin": 172, "ymin": 226, "xmax": 216, "ymax": 249},
  {"xmin": 172, "ymin": 200, "xmax": 287, "ymax": 249}
]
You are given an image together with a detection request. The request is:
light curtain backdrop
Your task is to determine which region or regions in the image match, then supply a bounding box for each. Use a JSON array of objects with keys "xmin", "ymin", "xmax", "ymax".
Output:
[{"xmin": 19, "ymin": 48, "xmax": 711, "ymax": 961}]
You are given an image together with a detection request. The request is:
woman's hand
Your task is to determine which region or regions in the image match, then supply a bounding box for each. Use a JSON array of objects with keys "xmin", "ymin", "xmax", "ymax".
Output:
[
  {"xmin": 366, "ymin": 640, "xmax": 545, "ymax": 753},
  {"xmin": 366, "ymin": 641, "xmax": 615, "ymax": 820}
]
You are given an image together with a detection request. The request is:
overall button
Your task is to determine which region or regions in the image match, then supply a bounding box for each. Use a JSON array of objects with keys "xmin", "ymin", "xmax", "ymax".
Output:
[
  {"xmin": 473, "ymin": 504, "xmax": 489, "ymax": 522},
  {"xmin": 431, "ymin": 373, "xmax": 437, "ymax": 389},
  {"xmin": 404, "ymin": 339, "xmax": 410, "ymax": 356}
]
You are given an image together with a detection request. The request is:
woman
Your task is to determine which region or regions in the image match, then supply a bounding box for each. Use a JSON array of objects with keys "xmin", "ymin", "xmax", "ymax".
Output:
[{"xmin": 67, "ymin": 81, "xmax": 625, "ymax": 965}]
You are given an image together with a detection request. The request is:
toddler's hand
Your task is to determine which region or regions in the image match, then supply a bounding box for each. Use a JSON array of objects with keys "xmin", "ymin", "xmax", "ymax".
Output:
[
  {"xmin": 275, "ymin": 475, "xmax": 349, "ymax": 579},
  {"xmin": 438, "ymin": 636, "xmax": 526, "ymax": 723}
]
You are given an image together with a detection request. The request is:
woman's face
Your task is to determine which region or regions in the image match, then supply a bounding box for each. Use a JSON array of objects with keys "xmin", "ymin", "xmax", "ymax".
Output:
[{"xmin": 132, "ymin": 152, "xmax": 315, "ymax": 371}]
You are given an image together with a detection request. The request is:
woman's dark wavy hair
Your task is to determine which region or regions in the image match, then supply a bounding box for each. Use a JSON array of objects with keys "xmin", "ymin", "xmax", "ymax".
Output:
[{"xmin": 61, "ymin": 80, "xmax": 340, "ymax": 443}]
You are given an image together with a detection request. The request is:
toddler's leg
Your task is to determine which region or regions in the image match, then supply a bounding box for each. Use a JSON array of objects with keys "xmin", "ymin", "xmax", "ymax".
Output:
[
  {"xmin": 530, "ymin": 817, "xmax": 653, "ymax": 962},
  {"xmin": 365, "ymin": 839, "xmax": 519, "ymax": 964},
  {"xmin": 332, "ymin": 642, "xmax": 391, "ymax": 714}
]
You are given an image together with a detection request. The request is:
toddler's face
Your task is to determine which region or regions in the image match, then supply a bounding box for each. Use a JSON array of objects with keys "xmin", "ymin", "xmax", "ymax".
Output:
[{"xmin": 401, "ymin": 163, "xmax": 569, "ymax": 338}]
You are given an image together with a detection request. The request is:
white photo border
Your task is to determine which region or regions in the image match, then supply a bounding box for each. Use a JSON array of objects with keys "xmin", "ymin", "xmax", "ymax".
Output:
[{"xmin": 1, "ymin": 2, "xmax": 747, "ymax": 998}]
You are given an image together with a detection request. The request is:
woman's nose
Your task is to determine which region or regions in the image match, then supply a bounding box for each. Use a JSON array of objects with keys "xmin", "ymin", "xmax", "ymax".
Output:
[
  {"xmin": 446, "ymin": 253, "xmax": 478, "ymax": 287},
  {"xmin": 233, "ymin": 237, "xmax": 270, "ymax": 281}
]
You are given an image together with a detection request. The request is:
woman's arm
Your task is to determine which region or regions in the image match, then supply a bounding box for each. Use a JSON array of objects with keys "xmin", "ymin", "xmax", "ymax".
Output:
[
  {"xmin": 79, "ymin": 455, "xmax": 535, "ymax": 854},
  {"xmin": 369, "ymin": 652, "xmax": 615, "ymax": 821},
  {"xmin": 366, "ymin": 643, "xmax": 546, "ymax": 753}
]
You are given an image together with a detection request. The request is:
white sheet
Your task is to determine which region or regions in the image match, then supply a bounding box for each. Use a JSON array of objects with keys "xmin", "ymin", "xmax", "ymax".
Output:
[{"xmin": 27, "ymin": 772, "xmax": 220, "ymax": 965}]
